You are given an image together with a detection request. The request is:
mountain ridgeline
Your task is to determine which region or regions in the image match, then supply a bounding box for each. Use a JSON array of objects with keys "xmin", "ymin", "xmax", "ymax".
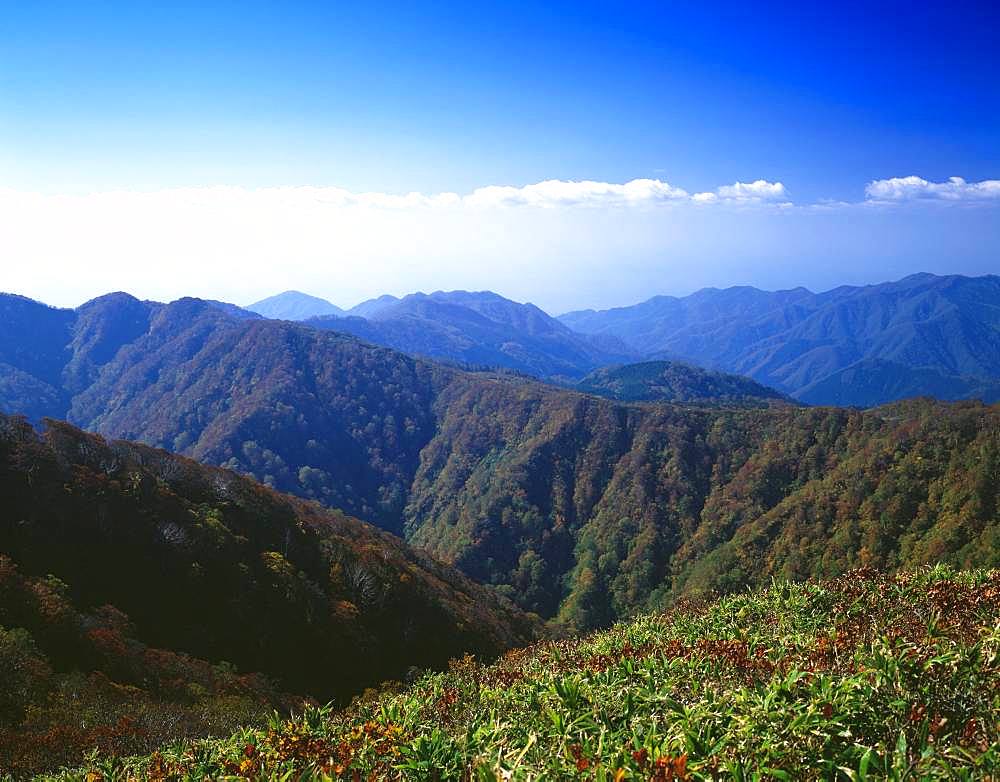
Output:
[
  {"xmin": 560, "ymin": 273, "xmax": 1000, "ymax": 406},
  {"xmin": 0, "ymin": 291, "xmax": 997, "ymax": 633},
  {"xmin": 305, "ymin": 290, "xmax": 637, "ymax": 381},
  {"xmin": 244, "ymin": 289, "xmax": 636, "ymax": 381},
  {"xmin": 238, "ymin": 275, "xmax": 1000, "ymax": 406}
]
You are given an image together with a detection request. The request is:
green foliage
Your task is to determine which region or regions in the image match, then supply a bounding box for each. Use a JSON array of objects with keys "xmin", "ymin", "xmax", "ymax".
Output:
[
  {"xmin": 0, "ymin": 413, "xmax": 536, "ymax": 775},
  {"xmin": 0, "ymin": 556, "xmax": 298, "ymax": 776},
  {"xmin": 411, "ymin": 393, "xmax": 1000, "ymax": 630},
  {"xmin": 26, "ymin": 567, "xmax": 1000, "ymax": 780},
  {"xmin": 1, "ymin": 295, "xmax": 998, "ymax": 634}
]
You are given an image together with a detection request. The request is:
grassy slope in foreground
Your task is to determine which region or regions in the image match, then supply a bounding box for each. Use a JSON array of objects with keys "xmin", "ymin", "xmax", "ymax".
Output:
[{"xmin": 34, "ymin": 567, "xmax": 999, "ymax": 781}]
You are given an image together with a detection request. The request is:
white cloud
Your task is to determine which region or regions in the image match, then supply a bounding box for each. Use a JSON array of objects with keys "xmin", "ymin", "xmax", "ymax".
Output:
[
  {"xmin": 236, "ymin": 177, "xmax": 789, "ymax": 210},
  {"xmin": 0, "ymin": 177, "xmax": 791, "ymax": 312},
  {"xmin": 463, "ymin": 178, "xmax": 691, "ymax": 207},
  {"xmin": 0, "ymin": 178, "xmax": 792, "ymax": 226},
  {"xmin": 1, "ymin": 174, "xmax": 998, "ymax": 315},
  {"xmin": 865, "ymin": 175, "xmax": 1000, "ymax": 202},
  {"xmin": 691, "ymin": 179, "xmax": 789, "ymax": 204},
  {"xmin": 716, "ymin": 179, "xmax": 789, "ymax": 201}
]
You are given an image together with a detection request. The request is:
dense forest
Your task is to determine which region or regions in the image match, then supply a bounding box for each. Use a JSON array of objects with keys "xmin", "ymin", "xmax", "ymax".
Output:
[
  {"xmin": 0, "ymin": 294, "xmax": 998, "ymax": 633},
  {"xmin": 0, "ymin": 413, "xmax": 535, "ymax": 775},
  {"xmin": 406, "ymin": 390, "xmax": 1000, "ymax": 627},
  {"xmin": 574, "ymin": 360, "xmax": 789, "ymax": 405}
]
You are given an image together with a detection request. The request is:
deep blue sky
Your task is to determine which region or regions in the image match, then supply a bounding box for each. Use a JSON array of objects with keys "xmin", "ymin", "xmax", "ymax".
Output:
[{"xmin": 1, "ymin": 1, "xmax": 998, "ymax": 310}]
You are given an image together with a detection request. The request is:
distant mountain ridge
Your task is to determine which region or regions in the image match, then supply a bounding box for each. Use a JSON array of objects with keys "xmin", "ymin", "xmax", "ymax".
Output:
[
  {"xmin": 306, "ymin": 290, "xmax": 638, "ymax": 380},
  {"xmin": 244, "ymin": 273, "xmax": 1000, "ymax": 404},
  {"xmin": 347, "ymin": 293, "xmax": 401, "ymax": 317},
  {"xmin": 241, "ymin": 288, "xmax": 638, "ymax": 379},
  {"xmin": 560, "ymin": 273, "xmax": 1000, "ymax": 406}
]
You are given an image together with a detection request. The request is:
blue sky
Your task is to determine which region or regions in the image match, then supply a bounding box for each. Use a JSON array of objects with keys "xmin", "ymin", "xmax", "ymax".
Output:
[{"xmin": 1, "ymin": 1, "xmax": 998, "ymax": 311}]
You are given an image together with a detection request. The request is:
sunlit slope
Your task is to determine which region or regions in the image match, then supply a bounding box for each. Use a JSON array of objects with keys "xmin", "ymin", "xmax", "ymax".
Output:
[{"xmin": 36, "ymin": 567, "xmax": 999, "ymax": 780}]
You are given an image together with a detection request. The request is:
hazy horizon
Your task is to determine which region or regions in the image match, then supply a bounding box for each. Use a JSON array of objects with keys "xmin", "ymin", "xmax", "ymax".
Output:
[
  {"xmin": 6, "ymin": 268, "xmax": 999, "ymax": 319},
  {"xmin": 3, "ymin": 2, "xmax": 998, "ymax": 312}
]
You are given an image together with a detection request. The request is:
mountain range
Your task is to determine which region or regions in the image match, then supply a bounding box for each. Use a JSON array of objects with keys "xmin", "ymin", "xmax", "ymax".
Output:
[
  {"xmin": 561, "ymin": 273, "xmax": 1000, "ymax": 406},
  {"xmin": 239, "ymin": 274, "xmax": 1000, "ymax": 407},
  {"xmin": 246, "ymin": 290, "xmax": 401, "ymax": 321},
  {"xmin": 0, "ymin": 291, "xmax": 995, "ymax": 632},
  {"xmin": 242, "ymin": 289, "xmax": 633, "ymax": 380},
  {"xmin": 306, "ymin": 290, "xmax": 636, "ymax": 380}
]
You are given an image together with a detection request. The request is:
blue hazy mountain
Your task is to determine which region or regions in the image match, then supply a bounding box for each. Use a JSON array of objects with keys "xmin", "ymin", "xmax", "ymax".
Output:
[
  {"xmin": 307, "ymin": 290, "xmax": 638, "ymax": 380},
  {"xmin": 247, "ymin": 290, "xmax": 345, "ymax": 320},
  {"xmin": 347, "ymin": 294, "xmax": 401, "ymax": 318},
  {"xmin": 560, "ymin": 273, "xmax": 1000, "ymax": 406}
]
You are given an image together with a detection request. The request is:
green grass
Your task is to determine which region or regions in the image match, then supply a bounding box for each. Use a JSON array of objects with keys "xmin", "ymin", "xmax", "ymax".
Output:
[{"xmin": 22, "ymin": 567, "xmax": 1000, "ymax": 781}]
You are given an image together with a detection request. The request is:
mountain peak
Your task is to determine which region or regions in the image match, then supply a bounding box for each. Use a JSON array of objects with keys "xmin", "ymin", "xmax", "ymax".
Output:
[
  {"xmin": 347, "ymin": 294, "xmax": 401, "ymax": 318},
  {"xmin": 76, "ymin": 291, "xmax": 145, "ymax": 311},
  {"xmin": 247, "ymin": 291, "xmax": 344, "ymax": 321}
]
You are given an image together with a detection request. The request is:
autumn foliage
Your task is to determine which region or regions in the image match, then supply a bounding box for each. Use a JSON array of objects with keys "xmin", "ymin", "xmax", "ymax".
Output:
[
  {"xmin": 29, "ymin": 566, "xmax": 999, "ymax": 780},
  {"xmin": 0, "ymin": 413, "xmax": 536, "ymax": 776}
]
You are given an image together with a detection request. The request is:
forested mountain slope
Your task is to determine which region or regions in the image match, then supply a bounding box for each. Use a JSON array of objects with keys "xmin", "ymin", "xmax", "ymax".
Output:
[
  {"xmin": 575, "ymin": 360, "xmax": 789, "ymax": 405},
  {"xmin": 796, "ymin": 357, "xmax": 1000, "ymax": 406},
  {"xmin": 0, "ymin": 294, "xmax": 996, "ymax": 633},
  {"xmin": 0, "ymin": 416, "xmax": 536, "ymax": 770},
  {"xmin": 0, "ymin": 413, "xmax": 534, "ymax": 692},
  {"xmin": 0, "ymin": 553, "xmax": 302, "ymax": 775},
  {"xmin": 560, "ymin": 273, "xmax": 1000, "ymax": 406},
  {"xmin": 405, "ymin": 388, "xmax": 999, "ymax": 627},
  {"xmin": 0, "ymin": 413, "xmax": 535, "ymax": 772}
]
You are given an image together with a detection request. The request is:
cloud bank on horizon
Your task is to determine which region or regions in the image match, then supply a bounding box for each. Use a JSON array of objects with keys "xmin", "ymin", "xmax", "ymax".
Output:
[
  {"xmin": 6, "ymin": 173, "xmax": 996, "ymax": 212},
  {"xmin": 865, "ymin": 176, "xmax": 1000, "ymax": 203},
  {"xmin": 1, "ymin": 174, "xmax": 998, "ymax": 314}
]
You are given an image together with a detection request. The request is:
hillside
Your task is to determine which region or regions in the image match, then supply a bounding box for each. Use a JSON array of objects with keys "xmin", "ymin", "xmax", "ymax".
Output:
[
  {"xmin": 307, "ymin": 290, "xmax": 636, "ymax": 380},
  {"xmin": 0, "ymin": 294, "xmax": 76, "ymax": 421},
  {"xmin": 559, "ymin": 273, "xmax": 1000, "ymax": 407},
  {"xmin": 406, "ymin": 392, "xmax": 999, "ymax": 627},
  {"xmin": 0, "ymin": 295, "xmax": 997, "ymax": 631},
  {"xmin": 797, "ymin": 358, "xmax": 1000, "ymax": 407},
  {"xmin": 246, "ymin": 291, "xmax": 345, "ymax": 321},
  {"xmin": 347, "ymin": 294, "xmax": 401, "ymax": 318},
  {"xmin": 36, "ymin": 567, "xmax": 1000, "ymax": 780},
  {"xmin": 0, "ymin": 413, "xmax": 536, "ymax": 775},
  {"xmin": 0, "ymin": 556, "xmax": 303, "ymax": 775},
  {"xmin": 575, "ymin": 360, "xmax": 788, "ymax": 405}
]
